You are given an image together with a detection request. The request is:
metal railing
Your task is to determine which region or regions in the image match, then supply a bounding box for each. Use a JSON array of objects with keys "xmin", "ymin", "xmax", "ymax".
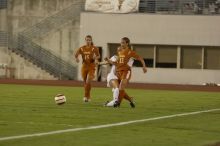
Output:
[
  {"xmin": 139, "ymin": 0, "xmax": 220, "ymax": 15},
  {"xmin": 0, "ymin": 31, "xmax": 8, "ymax": 47},
  {"xmin": 9, "ymin": 34, "xmax": 77, "ymax": 80},
  {"xmin": 7, "ymin": 1, "xmax": 86, "ymax": 80},
  {"xmin": 0, "ymin": 0, "xmax": 7, "ymax": 9}
]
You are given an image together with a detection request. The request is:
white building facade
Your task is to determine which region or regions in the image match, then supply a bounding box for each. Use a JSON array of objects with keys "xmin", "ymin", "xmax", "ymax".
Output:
[{"xmin": 79, "ymin": 12, "xmax": 220, "ymax": 85}]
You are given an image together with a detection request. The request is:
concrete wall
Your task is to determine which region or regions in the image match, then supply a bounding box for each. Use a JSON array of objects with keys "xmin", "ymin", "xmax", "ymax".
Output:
[
  {"xmin": 131, "ymin": 68, "xmax": 220, "ymax": 85},
  {"xmin": 0, "ymin": 0, "xmax": 80, "ymax": 80},
  {"xmin": 80, "ymin": 12, "xmax": 220, "ymax": 85},
  {"xmin": 34, "ymin": 20, "xmax": 80, "ymax": 64},
  {"xmin": 0, "ymin": 48, "xmax": 56, "ymax": 80},
  {"xmin": 80, "ymin": 13, "xmax": 220, "ymax": 48},
  {"xmin": 0, "ymin": 9, "xmax": 7, "ymax": 31},
  {"xmin": 0, "ymin": 1, "xmax": 9, "ymax": 78},
  {"xmin": 7, "ymin": 0, "xmax": 78, "ymax": 34}
]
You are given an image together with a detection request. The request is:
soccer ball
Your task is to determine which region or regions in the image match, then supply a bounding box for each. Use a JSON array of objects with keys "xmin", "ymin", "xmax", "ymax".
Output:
[{"xmin": 54, "ymin": 94, "xmax": 66, "ymax": 105}]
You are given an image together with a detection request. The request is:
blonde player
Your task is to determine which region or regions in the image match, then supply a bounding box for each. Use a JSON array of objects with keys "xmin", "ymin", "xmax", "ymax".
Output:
[{"xmin": 75, "ymin": 35, "xmax": 100, "ymax": 102}]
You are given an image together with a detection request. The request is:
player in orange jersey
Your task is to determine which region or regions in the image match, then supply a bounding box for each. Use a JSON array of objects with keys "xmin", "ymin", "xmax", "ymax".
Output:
[
  {"xmin": 105, "ymin": 37, "xmax": 147, "ymax": 107},
  {"xmin": 75, "ymin": 35, "xmax": 100, "ymax": 102},
  {"xmin": 97, "ymin": 50, "xmax": 135, "ymax": 108}
]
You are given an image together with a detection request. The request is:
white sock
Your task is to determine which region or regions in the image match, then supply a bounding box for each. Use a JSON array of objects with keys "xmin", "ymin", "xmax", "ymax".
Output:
[
  {"xmin": 113, "ymin": 88, "xmax": 119, "ymax": 101},
  {"xmin": 105, "ymin": 88, "xmax": 119, "ymax": 107}
]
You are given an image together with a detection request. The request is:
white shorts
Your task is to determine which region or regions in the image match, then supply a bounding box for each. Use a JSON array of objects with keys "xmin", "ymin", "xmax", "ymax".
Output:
[{"xmin": 107, "ymin": 73, "xmax": 118, "ymax": 87}]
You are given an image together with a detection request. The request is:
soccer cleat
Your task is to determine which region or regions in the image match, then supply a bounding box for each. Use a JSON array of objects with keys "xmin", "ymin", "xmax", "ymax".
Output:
[
  {"xmin": 103, "ymin": 101, "xmax": 110, "ymax": 107},
  {"xmin": 83, "ymin": 97, "xmax": 91, "ymax": 102},
  {"xmin": 113, "ymin": 101, "xmax": 120, "ymax": 108},
  {"xmin": 130, "ymin": 97, "xmax": 135, "ymax": 108},
  {"xmin": 130, "ymin": 102, "xmax": 135, "ymax": 108}
]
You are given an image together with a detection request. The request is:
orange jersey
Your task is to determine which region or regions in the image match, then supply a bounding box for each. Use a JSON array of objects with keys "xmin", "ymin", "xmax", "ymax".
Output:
[
  {"xmin": 76, "ymin": 45, "xmax": 99, "ymax": 65},
  {"xmin": 116, "ymin": 48, "xmax": 140, "ymax": 71}
]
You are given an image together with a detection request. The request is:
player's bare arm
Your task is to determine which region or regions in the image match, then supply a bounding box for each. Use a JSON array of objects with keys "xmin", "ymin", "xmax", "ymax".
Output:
[
  {"xmin": 97, "ymin": 61, "xmax": 109, "ymax": 65},
  {"xmin": 137, "ymin": 56, "xmax": 147, "ymax": 73},
  {"xmin": 75, "ymin": 48, "xmax": 81, "ymax": 63},
  {"xmin": 104, "ymin": 57, "xmax": 117, "ymax": 65},
  {"xmin": 94, "ymin": 55, "xmax": 100, "ymax": 65}
]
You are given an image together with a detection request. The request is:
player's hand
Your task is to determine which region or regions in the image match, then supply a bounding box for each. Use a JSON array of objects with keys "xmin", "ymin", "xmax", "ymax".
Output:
[
  {"xmin": 95, "ymin": 60, "xmax": 99, "ymax": 65},
  {"xmin": 76, "ymin": 58, "xmax": 79, "ymax": 63},
  {"xmin": 143, "ymin": 67, "xmax": 147, "ymax": 73},
  {"xmin": 104, "ymin": 57, "xmax": 109, "ymax": 62}
]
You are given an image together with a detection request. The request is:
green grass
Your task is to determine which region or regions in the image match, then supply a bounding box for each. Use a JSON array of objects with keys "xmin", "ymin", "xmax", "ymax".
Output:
[{"xmin": 0, "ymin": 84, "xmax": 220, "ymax": 146}]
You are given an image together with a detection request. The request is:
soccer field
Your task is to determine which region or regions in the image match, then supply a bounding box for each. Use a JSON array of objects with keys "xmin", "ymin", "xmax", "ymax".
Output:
[{"xmin": 0, "ymin": 84, "xmax": 220, "ymax": 146}]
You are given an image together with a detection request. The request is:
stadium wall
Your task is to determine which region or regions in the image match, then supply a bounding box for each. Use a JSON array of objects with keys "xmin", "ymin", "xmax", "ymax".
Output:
[
  {"xmin": 79, "ymin": 12, "xmax": 220, "ymax": 85},
  {"xmin": 0, "ymin": 0, "xmax": 79, "ymax": 80}
]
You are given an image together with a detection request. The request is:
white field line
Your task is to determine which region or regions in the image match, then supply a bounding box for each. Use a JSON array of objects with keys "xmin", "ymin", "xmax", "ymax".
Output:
[{"xmin": 0, "ymin": 108, "xmax": 219, "ymax": 142}]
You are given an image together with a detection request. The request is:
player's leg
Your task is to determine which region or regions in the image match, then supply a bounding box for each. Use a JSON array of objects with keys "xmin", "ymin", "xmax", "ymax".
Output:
[
  {"xmin": 85, "ymin": 66, "xmax": 95, "ymax": 101},
  {"xmin": 81, "ymin": 66, "xmax": 90, "ymax": 102},
  {"xmin": 123, "ymin": 91, "xmax": 132, "ymax": 102},
  {"xmin": 113, "ymin": 71, "xmax": 127, "ymax": 107},
  {"xmin": 118, "ymin": 70, "xmax": 129, "ymax": 100},
  {"xmin": 118, "ymin": 70, "xmax": 135, "ymax": 108},
  {"xmin": 123, "ymin": 70, "xmax": 135, "ymax": 107},
  {"xmin": 110, "ymin": 79, "xmax": 119, "ymax": 101},
  {"xmin": 124, "ymin": 91, "xmax": 135, "ymax": 108},
  {"xmin": 105, "ymin": 79, "xmax": 119, "ymax": 107},
  {"xmin": 84, "ymin": 77, "xmax": 91, "ymax": 102}
]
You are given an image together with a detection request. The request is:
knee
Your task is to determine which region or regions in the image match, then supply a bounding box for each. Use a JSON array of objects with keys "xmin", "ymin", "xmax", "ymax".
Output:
[
  {"xmin": 88, "ymin": 75, "xmax": 94, "ymax": 82},
  {"xmin": 120, "ymin": 79, "xmax": 128, "ymax": 88},
  {"xmin": 86, "ymin": 77, "xmax": 92, "ymax": 84}
]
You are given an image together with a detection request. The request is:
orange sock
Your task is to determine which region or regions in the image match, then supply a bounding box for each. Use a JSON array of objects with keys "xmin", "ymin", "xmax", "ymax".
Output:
[
  {"xmin": 119, "ymin": 90, "xmax": 125, "ymax": 103},
  {"xmin": 124, "ymin": 91, "xmax": 133, "ymax": 103},
  {"xmin": 87, "ymin": 83, "xmax": 91, "ymax": 99},
  {"xmin": 84, "ymin": 83, "xmax": 91, "ymax": 99},
  {"xmin": 84, "ymin": 84, "xmax": 87, "ymax": 98}
]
